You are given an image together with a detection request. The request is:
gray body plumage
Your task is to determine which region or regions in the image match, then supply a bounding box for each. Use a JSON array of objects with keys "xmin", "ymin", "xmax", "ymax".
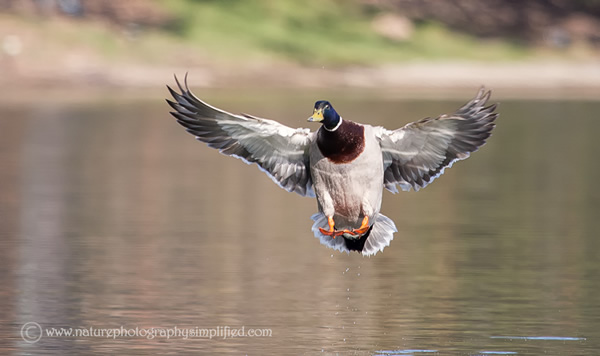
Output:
[
  {"xmin": 310, "ymin": 124, "xmax": 383, "ymax": 231},
  {"xmin": 167, "ymin": 74, "xmax": 497, "ymax": 256}
]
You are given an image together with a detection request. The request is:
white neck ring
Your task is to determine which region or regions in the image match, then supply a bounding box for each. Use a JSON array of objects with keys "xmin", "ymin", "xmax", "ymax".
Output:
[{"xmin": 324, "ymin": 117, "xmax": 343, "ymax": 132}]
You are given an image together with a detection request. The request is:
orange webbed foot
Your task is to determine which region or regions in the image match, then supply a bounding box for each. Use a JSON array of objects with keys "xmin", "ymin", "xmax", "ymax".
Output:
[
  {"xmin": 354, "ymin": 216, "xmax": 370, "ymax": 235},
  {"xmin": 319, "ymin": 216, "xmax": 370, "ymax": 238},
  {"xmin": 319, "ymin": 216, "xmax": 344, "ymax": 238},
  {"xmin": 340, "ymin": 216, "xmax": 370, "ymax": 236}
]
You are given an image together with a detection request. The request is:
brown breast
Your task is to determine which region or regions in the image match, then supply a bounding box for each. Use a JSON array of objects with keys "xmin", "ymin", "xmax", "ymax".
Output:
[{"xmin": 316, "ymin": 120, "xmax": 365, "ymax": 164}]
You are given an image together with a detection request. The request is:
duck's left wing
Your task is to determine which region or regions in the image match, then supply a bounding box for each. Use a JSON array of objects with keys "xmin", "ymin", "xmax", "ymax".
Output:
[
  {"xmin": 375, "ymin": 88, "xmax": 498, "ymax": 193},
  {"xmin": 167, "ymin": 75, "xmax": 315, "ymax": 197}
]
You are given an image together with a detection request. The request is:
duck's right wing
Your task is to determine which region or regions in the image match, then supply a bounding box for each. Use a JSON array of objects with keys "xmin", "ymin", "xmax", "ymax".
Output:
[{"xmin": 167, "ymin": 75, "xmax": 315, "ymax": 197}]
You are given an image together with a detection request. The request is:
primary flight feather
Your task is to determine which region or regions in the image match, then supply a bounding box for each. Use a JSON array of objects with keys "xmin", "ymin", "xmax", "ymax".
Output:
[{"xmin": 167, "ymin": 74, "xmax": 497, "ymax": 256}]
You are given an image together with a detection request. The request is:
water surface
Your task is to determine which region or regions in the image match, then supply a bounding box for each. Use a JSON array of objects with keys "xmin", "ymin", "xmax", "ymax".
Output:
[{"xmin": 1, "ymin": 89, "xmax": 599, "ymax": 355}]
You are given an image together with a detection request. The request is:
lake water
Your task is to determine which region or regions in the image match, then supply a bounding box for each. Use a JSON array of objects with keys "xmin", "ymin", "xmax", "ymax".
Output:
[{"xmin": 1, "ymin": 88, "xmax": 599, "ymax": 355}]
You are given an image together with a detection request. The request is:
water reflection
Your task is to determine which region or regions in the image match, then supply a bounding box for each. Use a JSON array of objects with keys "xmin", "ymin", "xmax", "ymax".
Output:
[{"xmin": 1, "ymin": 92, "xmax": 599, "ymax": 354}]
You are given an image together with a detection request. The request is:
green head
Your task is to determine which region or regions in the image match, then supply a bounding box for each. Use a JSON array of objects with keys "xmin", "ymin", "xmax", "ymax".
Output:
[{"xmin": 308, "ymin": 100, "xmax": 341, "ymax": 131}]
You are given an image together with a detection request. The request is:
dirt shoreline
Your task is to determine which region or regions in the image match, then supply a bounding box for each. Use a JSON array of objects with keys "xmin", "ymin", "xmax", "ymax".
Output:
[{"xmin": 2, "ymin": 60, "xmax": 600, "ymax": 102}]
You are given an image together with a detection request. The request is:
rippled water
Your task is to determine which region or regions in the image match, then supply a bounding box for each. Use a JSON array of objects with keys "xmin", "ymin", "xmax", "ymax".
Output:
[{"xmin": 1, "ymin": 89, "xmax": 599, "ymax": 355}]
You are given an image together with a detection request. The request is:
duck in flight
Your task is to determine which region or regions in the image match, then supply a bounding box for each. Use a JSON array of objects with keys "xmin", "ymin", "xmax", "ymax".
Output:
[{"xmin": 167, "ymin": 75, "xmax": 497, "ymax": 256}]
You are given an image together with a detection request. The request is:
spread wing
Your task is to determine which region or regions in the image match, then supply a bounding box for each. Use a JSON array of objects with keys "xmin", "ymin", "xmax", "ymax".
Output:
[
  {"xmin": 167, "ymin": 75, "xmax": 315, "ymax": 197},
  {"xmin": 376, "ymin": 88, "xmax": 498, "ymax": 193}
]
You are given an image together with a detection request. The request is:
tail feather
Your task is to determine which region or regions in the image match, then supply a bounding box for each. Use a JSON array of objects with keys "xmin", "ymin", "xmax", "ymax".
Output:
[{"xmin": 311, "ymin": 213, "xmax": 397, "ymax": 256}]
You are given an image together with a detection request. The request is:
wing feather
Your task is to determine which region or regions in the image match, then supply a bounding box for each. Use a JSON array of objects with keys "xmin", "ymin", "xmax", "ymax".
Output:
[
  {"xmin": 376, "ymin": 88, "xmax": 498, "ymax": 193},
  {"xmin": 167, "ymin": 74, "xmax": 315, "ymax": 197}
]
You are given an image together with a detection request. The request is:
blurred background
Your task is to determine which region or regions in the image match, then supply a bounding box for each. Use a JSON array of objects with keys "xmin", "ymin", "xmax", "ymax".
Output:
[
  {"xmin": 1, "ymin": 1, "xmax": 600, "ymax": 355},
  {"xmin": 1, "ymin": 0, "xmax": 600, "ymax": 91}
]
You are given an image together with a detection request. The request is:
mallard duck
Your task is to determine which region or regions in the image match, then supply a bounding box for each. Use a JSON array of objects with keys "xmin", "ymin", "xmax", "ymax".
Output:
[{"xmin": 167, "ymin": 75, "xmax": 497, "ymax": 256}]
